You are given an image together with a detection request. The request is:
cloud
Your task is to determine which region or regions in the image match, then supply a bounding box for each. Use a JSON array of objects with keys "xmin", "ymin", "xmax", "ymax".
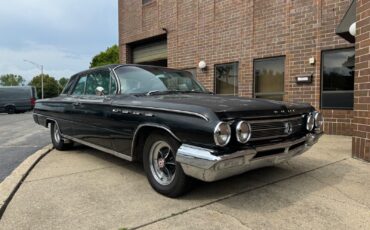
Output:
[
  {"xmin": 0, "ymin": 43, "xmax": 90, "ymax": 82},
  {"xmin": 0, "ymin": 0, "xmax": 118, "ymax": 83}
]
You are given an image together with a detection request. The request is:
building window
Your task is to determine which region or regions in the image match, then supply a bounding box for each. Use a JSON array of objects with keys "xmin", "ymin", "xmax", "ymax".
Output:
[
  {"xmin": 215, "ymin": 62, "xmax": 238, "ymax": 96},
  {"xmin": 254, "ymin": 57, "xmax": 285, "ymax": 101},
  {"xmin": 142, "ymin": 0, "xmax": 153, "ymax": 5},
  {"xmin": 321, "ymin": 48, "xmax": 355, "ymax": 109}
]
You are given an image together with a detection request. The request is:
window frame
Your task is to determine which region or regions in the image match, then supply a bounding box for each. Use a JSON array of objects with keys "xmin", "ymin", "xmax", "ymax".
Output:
[
  {"xmin": 61, "ymin": 74, "xmax": 78, "ymax": 95},
  {"xmin": 253, "ymin": 56, "xmax": 286, "ymax": 101},
  {"xmin": 214, "ymin": 61, "xmax": 239, "ymax": 96},
  {"xmin": 70, "ymin": 74, "xmax": 88, "ymax": 96},
  {"xmin": 320, "ymin": 47, "xmax": 355, "ymax": 110},
  {"xmin": 142, "ymin": 0, "xmax": 154, "ymax": 6},
  {"xmin": 69, "ymin": 69, "xmax": 118, "ymax": 96}
]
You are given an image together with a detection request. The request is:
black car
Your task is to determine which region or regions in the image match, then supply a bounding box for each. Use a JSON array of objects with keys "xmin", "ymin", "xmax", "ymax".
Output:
[{"xmin": 33, "ymin": 64, "xmax": 323, "ymax": 197}]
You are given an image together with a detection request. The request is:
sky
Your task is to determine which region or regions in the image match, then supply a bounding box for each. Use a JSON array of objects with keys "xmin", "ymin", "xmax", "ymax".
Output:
[{"xmin": 0, "ymin": 0, "xmax": 118, "ymax": 83}]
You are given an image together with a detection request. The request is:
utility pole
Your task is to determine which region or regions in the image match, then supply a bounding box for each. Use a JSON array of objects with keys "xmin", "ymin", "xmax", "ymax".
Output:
[{"xmin": 24, "ymin": 60, "xmax": 44, "ymax": 99}]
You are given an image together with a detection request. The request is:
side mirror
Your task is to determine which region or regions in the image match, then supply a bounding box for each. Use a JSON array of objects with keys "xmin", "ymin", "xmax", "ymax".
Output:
[{"xmin": 96, "ymin": 86, "xmax": 104, "ymax": 96}]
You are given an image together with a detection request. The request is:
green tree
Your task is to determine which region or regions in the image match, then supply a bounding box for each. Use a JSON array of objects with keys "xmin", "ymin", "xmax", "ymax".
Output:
[
  {"xmin": 58, "ymin": 77, "xmax": 69, "ymax": 88},
  {"xmin": 0, "ymin": 74, "xmax": 25, "ymax": 86},
  {"xmin": 57, "ymin": 77, "xmax": 70, "ymax": 94},
  {"xmin": 28, "ymin": 74, "xmax": 60, "ymax": 98},
  {"xmin": 90, "ymin": 44, "xmax": 119, "ymax": 68}
]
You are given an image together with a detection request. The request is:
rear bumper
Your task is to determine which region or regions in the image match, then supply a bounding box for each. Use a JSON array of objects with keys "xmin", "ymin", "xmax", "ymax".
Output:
[{"xmin": 176, "ymin": 133, "xmax": 322, "ymax": 182}]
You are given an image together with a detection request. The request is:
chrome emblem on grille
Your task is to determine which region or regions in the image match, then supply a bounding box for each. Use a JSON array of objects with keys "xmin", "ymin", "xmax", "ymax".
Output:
[{"xmin": 284, "ymin": 122, "xmax": 293, "ymax": 135}]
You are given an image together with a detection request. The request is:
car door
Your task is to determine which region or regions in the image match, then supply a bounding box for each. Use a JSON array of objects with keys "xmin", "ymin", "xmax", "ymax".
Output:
[{"xmin": 72, "ymin": 69, "xmax": 118, "ymax": 149}]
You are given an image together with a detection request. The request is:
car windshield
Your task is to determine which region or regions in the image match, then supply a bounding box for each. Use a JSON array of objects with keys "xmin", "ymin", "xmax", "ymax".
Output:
[{"xmin": 114, "ymin": 66, "xmax": 208, "ymax": 95}]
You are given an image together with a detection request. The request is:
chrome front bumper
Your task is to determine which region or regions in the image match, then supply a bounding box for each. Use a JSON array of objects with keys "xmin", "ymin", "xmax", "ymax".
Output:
[{"xmin": 176, "ymin": 133, "xmax": 322, "ymax": 182}]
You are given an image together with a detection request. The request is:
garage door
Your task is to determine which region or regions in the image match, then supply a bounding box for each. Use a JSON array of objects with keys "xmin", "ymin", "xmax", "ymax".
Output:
[{"xmin": 132, "ymin": 40, "xmax": 167, "ymax": 65}]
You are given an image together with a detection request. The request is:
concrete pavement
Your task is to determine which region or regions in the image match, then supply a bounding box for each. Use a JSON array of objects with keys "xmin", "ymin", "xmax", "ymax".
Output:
[{"xmin": 0, "ymin": 135, "xmax": 369, "ymax": 230}]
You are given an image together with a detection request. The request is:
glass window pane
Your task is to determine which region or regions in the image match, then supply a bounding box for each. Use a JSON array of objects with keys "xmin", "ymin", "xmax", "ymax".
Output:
[
  {"xmin": 72, "ymin": 75, "xmax": 87, "ymax": 95},
  {"xmin": 61, "ymin": 77, "xmax": 75, "ymax": 95},
  {"xmin": 183, "ymin": 68, "xmax": 197, "ymax": 78},
  {"xmin": 254, "ymin": 57, "xmax": 285, "ymax": 101},
  {"xmin": 114, "ymin": 66, "xmax": 206, "ymax": 94},
  {"xmin": 85, "ymin": 71, "xmax": 110, "ymax": 95},
  {"xmin": 215, "ymin": 62, "xmax": 238, "ymax": 96},
  {"xmin": 321, "ymin": 48, "xmax": 355, "ymax": 109}
]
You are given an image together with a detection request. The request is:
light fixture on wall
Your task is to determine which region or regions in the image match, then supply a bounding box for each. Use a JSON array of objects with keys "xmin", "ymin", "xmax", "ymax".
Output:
[
  {"xmin": 309, "ymin": 57, "xmax": 315, "ymax": 65},
  {"xmin": 198, "ymin": 60, "xmax": 207, "ymax": 72},
  {"xmin": 349, "ymin": 22, "xmax": 356, "ymax": 36}
]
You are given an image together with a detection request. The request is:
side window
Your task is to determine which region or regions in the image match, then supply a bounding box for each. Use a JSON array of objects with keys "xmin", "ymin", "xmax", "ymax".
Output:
[
  {"xmin": 61, "ymin": 77, "xmax": 75, "ymax": 95},
  {"xmin": 85, "ymin": 71, "xmax": 111, "ymax": 95},
  {"xmin": 72, "ymin": 75, "xmax": 87, "ymax": 95}
]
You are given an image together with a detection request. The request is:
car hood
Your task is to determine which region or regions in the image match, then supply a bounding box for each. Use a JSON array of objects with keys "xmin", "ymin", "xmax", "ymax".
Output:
[{"xmin": 113, "ymin": 94, "xmax": 313, "ymax": 120}]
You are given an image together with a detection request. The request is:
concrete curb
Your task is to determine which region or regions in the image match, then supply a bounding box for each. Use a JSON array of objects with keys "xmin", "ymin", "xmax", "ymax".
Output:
[{"xmin": 0, "ymin": 144, "xmax": 53, "ymax": 219}]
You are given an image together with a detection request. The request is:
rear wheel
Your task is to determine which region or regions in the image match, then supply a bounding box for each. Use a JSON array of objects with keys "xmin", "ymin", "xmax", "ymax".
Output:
[
  {"xmin": 50, "ymin": 122, "xmax": 73, "ymax": 150},
  {"xmin": 6, "ymin": 106, "xmax": 16, "ymax": 114},
  {"xmin": 143, "ymin": 131, "xmax": 192, "ymax": 197}
]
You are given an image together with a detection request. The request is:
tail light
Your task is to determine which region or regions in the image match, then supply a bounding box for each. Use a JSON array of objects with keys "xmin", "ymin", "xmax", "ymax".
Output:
[{"xmin": 31, "ymin": 98, "xmax": 36, "ymax": 106}]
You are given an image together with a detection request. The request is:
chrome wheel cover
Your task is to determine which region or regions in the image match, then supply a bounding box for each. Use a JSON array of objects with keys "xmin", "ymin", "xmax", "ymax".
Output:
[
  {"xmin": 149, "ymin": 140, "xmax": 176, "ymax": 186},
  {"xmin": 54, "ymin": 124, "xmax": 61, "ymax": 144}
]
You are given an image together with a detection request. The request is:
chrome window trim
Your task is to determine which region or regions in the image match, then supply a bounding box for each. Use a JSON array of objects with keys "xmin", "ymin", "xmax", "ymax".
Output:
[{"xmin": 111, "ymin": 66, "xmax": 121, "ymax": 95}]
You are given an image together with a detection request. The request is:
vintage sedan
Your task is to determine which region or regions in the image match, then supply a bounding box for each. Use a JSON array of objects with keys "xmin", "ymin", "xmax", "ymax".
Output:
[{"xmin": 33, "ymin": 64, "xmax": 323, "ymax": 197}]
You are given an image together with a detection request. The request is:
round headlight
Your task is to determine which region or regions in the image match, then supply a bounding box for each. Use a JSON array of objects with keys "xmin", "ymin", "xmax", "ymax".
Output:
[
  {"xmin": 314, "ymin": 112, "xmax": 324, "ymax": 128},
  {"xmin": 214, "ymin": 122, "xmax": 231, "ymax": 147},
  {"xmin": 236, "ymin": 121, "xmax": 251, "ymax": 143},
  {"xmin": 306, "ymin": 114, "xmax": 315, "ymax": 131}
]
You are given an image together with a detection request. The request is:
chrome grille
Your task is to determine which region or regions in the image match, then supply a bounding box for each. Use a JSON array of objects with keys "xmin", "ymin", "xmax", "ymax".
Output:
[{"xmin": 249, "ymin": 116, "xmax": 304, "ymax": 141}]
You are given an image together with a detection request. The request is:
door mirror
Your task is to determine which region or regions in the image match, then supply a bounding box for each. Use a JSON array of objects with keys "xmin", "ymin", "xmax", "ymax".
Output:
[{"xmin": 96, "ymin": 86, "xmax": 105, "ymax": 96}]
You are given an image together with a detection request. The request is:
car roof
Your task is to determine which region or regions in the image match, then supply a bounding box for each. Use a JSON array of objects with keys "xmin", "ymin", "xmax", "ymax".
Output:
[{"xmin": 73, "ymin": 64, "xmax": 185, "ymax": 78}]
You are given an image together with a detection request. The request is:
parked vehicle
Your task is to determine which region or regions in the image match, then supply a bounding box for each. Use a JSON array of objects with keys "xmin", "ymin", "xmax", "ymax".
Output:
[
  {"xmin": 0, "ymin": 86, "xmax": 37, "ymax": 114},
  {"xmin": 33, "ymin": 64, "xmax": 323, "ymax": 197}
]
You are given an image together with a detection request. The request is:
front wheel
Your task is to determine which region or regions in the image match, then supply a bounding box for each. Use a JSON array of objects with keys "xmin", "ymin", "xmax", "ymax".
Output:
[
  {"xmin": 50, "ymin": 122, "xmax": 73, "ymax": 150},
  {"xmin": 143, "ymin": 132, "xmax": 192, "ymax": 197}
]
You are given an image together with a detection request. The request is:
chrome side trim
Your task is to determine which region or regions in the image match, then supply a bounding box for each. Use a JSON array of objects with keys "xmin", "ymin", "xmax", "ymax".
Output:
[
  {"xmin": 112, "ymin": 104, "xmax": 209, "ymax": 121},
  {"xmin": 131, "ymin": 123, "xmax": 181, "ymax": 157},
  {"xmin": 63, "ymin": 134, "xmax": 133, "ymax": 161},
  {"xmin": 111, "ymin": 66, "xmax": 121, "ymax": 94}
]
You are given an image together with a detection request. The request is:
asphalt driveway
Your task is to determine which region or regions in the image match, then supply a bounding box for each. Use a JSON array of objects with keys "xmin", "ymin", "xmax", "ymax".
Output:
[
  {"xmin": 0, "ymin": 112, "xmax": 49, "ymax": 182},
  {"xmin": 1, "ymin": 135, "xmax": 369, "ymax": 229}
]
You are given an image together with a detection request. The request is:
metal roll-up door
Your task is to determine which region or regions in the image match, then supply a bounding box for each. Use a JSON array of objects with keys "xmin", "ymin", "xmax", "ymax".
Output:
[{"xmin": 132, "ymin": 40, "xmax": 167, "ymax": 64}]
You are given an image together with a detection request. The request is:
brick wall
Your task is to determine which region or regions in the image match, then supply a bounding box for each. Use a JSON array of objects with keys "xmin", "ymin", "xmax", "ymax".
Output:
[
  {"xmin": 119, "ymin": 0, "xmax": 354, "ymax": 135},
  {"xmin": 353, "ymin": 0, "xmax": 370, "ymax": 161}
]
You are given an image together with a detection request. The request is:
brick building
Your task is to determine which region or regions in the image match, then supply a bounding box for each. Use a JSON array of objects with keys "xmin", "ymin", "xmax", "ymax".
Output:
[{"xmin": 118, "ymin": 0, "xmax": 370, "ymax": 161}]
